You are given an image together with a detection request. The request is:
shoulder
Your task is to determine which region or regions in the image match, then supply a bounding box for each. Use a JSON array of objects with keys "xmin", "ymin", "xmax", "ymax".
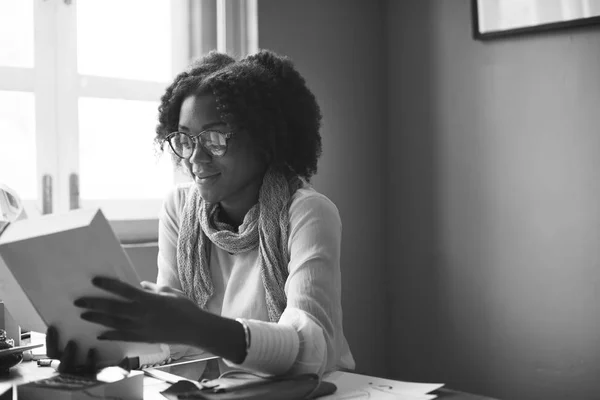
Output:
[
  {"xmin": 288, "ymin": 185, "xmax": 341, "ymax": 231},
  {"xmin": 160, "ymin": 182, "xmax": 194, "ymax": 222},
  {"xmin": 286, "ymin": 185, "xmax": 342, "ymax": 263}
]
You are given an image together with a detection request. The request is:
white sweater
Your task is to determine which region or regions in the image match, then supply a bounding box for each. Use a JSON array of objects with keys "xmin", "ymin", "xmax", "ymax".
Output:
[{"xmin": 154, "ymin": 182, "xmax": 355, "ymax": 377}]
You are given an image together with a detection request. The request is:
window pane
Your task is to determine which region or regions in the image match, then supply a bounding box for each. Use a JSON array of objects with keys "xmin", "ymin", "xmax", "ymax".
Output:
[
  {"xmin": 77, "ymin": 0, "xmax": 172, "ymax": 81},
  {"xmin": 78, "ymin": 97, "xmax": 173, "ymax": 201},
  {"xmin": 0, "ymin": 91, "xmax": 36, "ymax": 199},
  {"xmin": 0, "ymin": 0, "xmax": 34, "ymax": 68}
]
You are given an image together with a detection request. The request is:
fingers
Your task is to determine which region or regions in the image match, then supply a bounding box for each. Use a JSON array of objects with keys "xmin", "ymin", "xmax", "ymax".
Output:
[
  {"xmin": 80, "ymin": 312, "xmax": 138, "ymax": 331},
  {"xmin": 58, "ymin": 340, "xmax": 77, "ymax": 373},
  {"xmin": 46, "ymin": 326, "xmax": 61, "ymax": 359},
  {"xmin": 84, "ymin": 348, "xmax": 98, "ymax": 374},
  {"xmin": 140, "ymin": 281, "xmax": 157, "ymax": 291},
  {"xmin": 92, "ymin": 276, "xmax": 146, "ymax": 302},
  {"xmin": 74, "ymin": 297, "xmax": 145, "ymax": 320},
  {"xmin": 45, "ymin": 329, "xmax": 98, "ymax": 375}
]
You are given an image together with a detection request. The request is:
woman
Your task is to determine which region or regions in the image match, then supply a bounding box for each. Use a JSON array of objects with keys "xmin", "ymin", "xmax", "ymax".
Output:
[{"xmin": 48, "ymin": 49, "xmax": 355, "ymax": 378}]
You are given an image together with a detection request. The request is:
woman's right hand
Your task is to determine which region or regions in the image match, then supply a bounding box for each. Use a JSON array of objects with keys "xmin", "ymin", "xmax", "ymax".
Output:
[{"xmin": 46, "ymin": 326, "xmax": 98, "ymax": 375}]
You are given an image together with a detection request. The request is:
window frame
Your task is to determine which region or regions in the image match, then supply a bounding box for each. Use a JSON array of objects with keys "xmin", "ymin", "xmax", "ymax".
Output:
[
  {"xmin": 1, "ymin": 0, "xmax": 258, "ymax": 245},
  {"xmin": 55, "ymin": 0, "xmax": 190, "ymax": 244},
  {"xmin": 0, "ymin": 0, "xmax": 59, "ymax": 219}
]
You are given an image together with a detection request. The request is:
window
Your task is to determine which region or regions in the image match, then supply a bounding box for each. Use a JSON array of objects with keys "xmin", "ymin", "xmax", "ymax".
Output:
[{"xmin": 0, "ymin": 0, "xmax": 258, "ymax": 242}]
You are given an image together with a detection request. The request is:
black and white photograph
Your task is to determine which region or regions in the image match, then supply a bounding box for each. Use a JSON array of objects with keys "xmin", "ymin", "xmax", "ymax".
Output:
[{"xmin": 1, "ymin": 1, "xmax": 599, "ymax": 399}]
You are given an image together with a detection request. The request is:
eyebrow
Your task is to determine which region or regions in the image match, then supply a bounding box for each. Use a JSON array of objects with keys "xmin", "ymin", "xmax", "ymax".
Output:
[{"xmin": 179, "ymin": 121, "xmax": 226, "ymax": 131}]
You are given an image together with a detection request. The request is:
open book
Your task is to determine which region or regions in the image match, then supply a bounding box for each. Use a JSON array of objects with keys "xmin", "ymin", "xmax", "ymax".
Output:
[{"xmin": 0, "ymin": 207, "xmax": 161, "ymax": 366}]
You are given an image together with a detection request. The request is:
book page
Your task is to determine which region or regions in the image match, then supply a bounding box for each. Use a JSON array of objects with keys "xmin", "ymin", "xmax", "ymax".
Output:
[{"xmin": 0, "ymin": 208, "xmax": 161, "ymax": 366}]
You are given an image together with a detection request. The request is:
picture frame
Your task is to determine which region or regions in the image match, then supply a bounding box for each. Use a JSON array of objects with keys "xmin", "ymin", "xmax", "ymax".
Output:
[{"xmin": 472, "ymin": 0, "xmax": 600, "ymax": 40}]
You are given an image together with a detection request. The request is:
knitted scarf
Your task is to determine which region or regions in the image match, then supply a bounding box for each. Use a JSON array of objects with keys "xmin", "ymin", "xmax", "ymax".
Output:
[{"xmin": 176, "ymin": 168, "xmax": 303, "ymax": 322}]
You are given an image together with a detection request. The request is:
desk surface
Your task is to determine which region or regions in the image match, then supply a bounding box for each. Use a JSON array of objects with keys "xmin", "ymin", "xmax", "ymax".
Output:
[{"xmin": 0, "ymin": 361, "xmax": 498, "ymax": 400}]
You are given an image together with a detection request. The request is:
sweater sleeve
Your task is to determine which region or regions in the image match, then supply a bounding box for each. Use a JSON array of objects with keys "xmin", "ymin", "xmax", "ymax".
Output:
[
  {"xmin": 224, "ymin": 192, "xmax": 349, "ymax": 376},
  {"xmin": 156, "ymin": 184, "xmax": 186, "ymax": 291},
  {"xmin": 154, "ymin": 184, "xmax": 209, "ymax": 365}
]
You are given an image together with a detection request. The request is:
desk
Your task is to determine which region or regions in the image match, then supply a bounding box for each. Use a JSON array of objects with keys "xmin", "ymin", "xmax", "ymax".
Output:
[
  {"xmin": 433, "ymin": 388, "xmax": 498, "ymax": 400},
  {"xmin": 0, "ymin": 361, "xmax": 498, "ymax": 400}
]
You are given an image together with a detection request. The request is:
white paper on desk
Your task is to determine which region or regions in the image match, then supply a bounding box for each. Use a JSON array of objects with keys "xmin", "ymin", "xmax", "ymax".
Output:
[
  {"xmin": 0, "ymin": 208, "xmax": 161, "ymax": 366},
  {"xmin": 322, "ymin": 371, "xmax": 443, "ymax": 399},
  {"xmin": 335, "ymin": 390, "xmax": 436, "ymax": 400},
  {"xmin": 331, "ymin": 390, "xmax": 436, "ymax": 400}
]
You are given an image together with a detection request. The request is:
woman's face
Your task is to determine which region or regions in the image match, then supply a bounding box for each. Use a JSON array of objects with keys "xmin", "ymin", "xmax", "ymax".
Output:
[{"xmin": 178, "ymin": 93, "xmax": 267, "ymax": 205}]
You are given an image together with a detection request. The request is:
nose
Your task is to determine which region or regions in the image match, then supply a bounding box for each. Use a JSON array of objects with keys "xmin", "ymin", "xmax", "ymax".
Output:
[{"xmin": 189, "ymin": 139, "xmax": 212, "ymax": 163}]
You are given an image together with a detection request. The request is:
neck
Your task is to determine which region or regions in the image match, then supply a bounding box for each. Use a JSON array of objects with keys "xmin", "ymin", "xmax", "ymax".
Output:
[{"xmin": 219, "ymin": 178, "xmax": 263, "ymax": 228}]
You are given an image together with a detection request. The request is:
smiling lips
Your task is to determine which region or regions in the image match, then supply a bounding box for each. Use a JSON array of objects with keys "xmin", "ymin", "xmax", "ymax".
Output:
[{"xmin": 194, "ymin": 172, "xmax": 220, "ymax": 182}]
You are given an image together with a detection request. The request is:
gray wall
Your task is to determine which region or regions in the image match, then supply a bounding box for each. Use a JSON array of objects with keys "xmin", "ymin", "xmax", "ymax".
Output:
[
  {"xmin": 258, "ymin": 0, "xmax": 389, "ymax": 377},
  {"xmin": 386, "ymin": 1, "xmax": 600, "ymax": 399},
  {"xmin": 131, "ymin": 2, "xmax": 600, "ymax": 398}
]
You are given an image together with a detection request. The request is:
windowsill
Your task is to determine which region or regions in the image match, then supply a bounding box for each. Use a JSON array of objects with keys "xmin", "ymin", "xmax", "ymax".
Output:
[
  {"xmin": 111, "ymin": 219, "xmax": 159, "ymax": 245},
  {"xmin": 121, "ymin": 241, "xmax": 159, "ymax": 248}
]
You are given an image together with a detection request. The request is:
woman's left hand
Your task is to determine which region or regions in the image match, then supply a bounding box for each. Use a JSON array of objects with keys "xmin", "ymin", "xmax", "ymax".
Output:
[{"xmin": 74, "ymin": 277, "xmax": 203, "ymax": 345}]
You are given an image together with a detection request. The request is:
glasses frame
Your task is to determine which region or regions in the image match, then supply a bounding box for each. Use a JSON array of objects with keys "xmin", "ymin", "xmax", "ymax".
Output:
[{"xmin": 165, "ymin": 130, "xmax": 234, "ymax": 159}]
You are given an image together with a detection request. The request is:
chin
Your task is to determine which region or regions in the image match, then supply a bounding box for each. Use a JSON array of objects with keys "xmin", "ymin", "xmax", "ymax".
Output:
[
  {"xmin": 197, "ymin": 186, "xmax": 221, "ymax": 204},
  {"xmin": 194, "ymin": 174, "xmax": 223, "ymax": 204}
]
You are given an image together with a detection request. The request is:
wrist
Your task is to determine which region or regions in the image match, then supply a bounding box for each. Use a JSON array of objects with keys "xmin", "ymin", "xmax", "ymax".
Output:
[
  {"xmin": 187, "ymin": 310, "xmax": 247, "ymax": 364},
  {"xmin": 185, "ymin": 306, "xmax": 211, "ymax": 348}
]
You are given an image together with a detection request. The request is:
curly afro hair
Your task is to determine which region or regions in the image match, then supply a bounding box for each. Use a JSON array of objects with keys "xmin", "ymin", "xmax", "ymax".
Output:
[{"xmin": 155, "ymin": 49, "xmax": 323, "ymax": 181}]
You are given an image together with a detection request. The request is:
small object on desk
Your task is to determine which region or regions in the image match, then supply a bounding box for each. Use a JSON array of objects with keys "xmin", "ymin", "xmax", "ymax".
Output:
[
  {"xmin": 0, "ymin": 301, "xmax": 22, "ymax": 348},
  {"xmin": 151, "ymin": 355, "xmax": 220, "ymax": 371},
  {"xmin": 36, "ymin": 358, "xmax": 61, "ymax": 369},
  {"xmin": 36, "ymin": 359, "xmax": 52, "ymax": 367},
  {"xmin": 25, "ymin": 331, "xmax": 48, "ymax": 361},
  {"xmin": 0, "ymin": 329, "xmax": 20, "ymax": 376},
  {"xmin": 119, "ymin": 355, "xmax": 140, "ymax": 371},
  {"xmin": 21, "ymin": 351, "xmax": 36, "ymax": 362},
  {"xmin": 0, "ymin": 329, "xmax": 43, "ymax": 376}
]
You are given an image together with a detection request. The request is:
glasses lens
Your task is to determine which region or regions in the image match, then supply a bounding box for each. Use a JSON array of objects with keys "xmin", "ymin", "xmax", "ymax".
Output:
[
  {"xmin": 200, "ymin": 131, "xmax": 228, "ymax": 157},
  {"xmin": 169, "ymin": 133, "xmax": 193, "ymax": 158}
]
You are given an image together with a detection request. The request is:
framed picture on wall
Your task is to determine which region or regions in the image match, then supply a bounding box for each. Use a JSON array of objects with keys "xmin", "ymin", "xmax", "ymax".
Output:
[{"xmin": 472, "ymin": 0, "xmax": 600, "ymax": 40}]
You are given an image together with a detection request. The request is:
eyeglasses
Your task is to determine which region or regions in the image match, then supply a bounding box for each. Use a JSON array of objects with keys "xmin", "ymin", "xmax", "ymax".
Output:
[{"xmin": 165, "ymin": 130, "xmax": 234, "ymax": 159}]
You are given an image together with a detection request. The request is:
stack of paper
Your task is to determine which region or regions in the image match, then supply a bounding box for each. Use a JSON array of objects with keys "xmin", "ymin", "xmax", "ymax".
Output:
[{"xmin": 322, "ymin": 371, "xmax": 444, "ymax": 400}]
